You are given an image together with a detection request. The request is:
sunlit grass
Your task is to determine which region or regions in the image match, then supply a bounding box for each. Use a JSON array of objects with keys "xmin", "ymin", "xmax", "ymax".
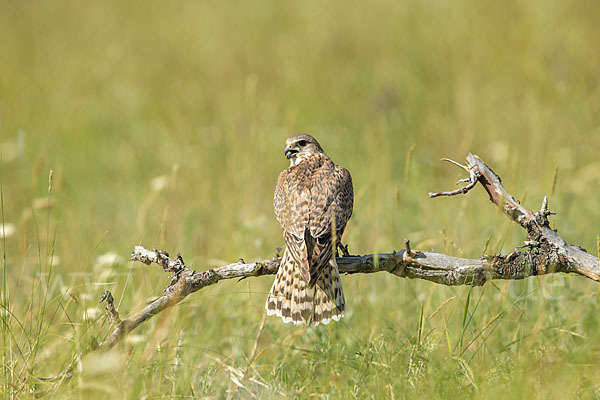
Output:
[{"xmin": 1, "ymin": 0, "xmax": 600, "ymax": 398}]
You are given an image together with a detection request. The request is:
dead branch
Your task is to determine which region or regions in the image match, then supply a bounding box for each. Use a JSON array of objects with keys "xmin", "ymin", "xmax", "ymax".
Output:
[{"xmin": 94, "ymin": 153, "xmax": 598, "ymax": 350}]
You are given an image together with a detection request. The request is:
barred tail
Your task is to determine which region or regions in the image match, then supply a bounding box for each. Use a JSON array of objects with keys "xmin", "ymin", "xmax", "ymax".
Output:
[{"xmin": 265, "ymin": 248, "xmax": 345, "ymax": 326}]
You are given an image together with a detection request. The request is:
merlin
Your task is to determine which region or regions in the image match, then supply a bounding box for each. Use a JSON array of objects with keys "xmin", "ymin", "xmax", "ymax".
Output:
[{"xmin": 266, "ymin": 134, "xmax": 354, "ymax": 325}]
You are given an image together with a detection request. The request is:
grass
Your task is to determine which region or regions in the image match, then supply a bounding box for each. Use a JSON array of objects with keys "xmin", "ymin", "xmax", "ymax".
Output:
[{"xmin": 1, "ymin": 0, "xmax": 600, "ymax": 398}]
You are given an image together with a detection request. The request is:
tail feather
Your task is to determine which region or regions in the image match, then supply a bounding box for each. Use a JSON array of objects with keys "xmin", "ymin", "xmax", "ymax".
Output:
[{"xmin": 266, "ymin": 248, "xmax": 345, "ymax": 326}]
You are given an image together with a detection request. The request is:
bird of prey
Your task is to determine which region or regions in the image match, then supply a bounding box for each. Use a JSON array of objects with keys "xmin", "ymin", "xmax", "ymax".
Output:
[{"xmin": 266, "ymin": 134, "xmax": 353, "ymax": 325}]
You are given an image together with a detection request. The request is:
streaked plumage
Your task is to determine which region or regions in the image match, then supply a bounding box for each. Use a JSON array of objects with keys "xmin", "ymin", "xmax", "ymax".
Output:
[{"xmin": 266, "ymin": 134, "xmax": 353, "ymax": 325}]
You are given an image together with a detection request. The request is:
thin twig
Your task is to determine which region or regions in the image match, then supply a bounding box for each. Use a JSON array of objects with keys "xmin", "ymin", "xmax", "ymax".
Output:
[
  {"xmin": 99, "ymin": 290, "xmax": 121, "ymax": 325},
  {"xmin": 428, "ymin": 170, "xmax": 480, "ymax": 198},
  {"xmin": 429, "ymin": 157, "xmax": 480, "ymax": 198},
  {"xmin": 441, "ymin": 158, "xmax": 470, "ymax": 172}
]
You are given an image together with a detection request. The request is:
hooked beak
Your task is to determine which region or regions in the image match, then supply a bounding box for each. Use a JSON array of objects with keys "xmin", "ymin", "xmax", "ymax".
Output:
[{"xmin": 284, "ymin": 146, "xmax": 298, "ymax": 159}]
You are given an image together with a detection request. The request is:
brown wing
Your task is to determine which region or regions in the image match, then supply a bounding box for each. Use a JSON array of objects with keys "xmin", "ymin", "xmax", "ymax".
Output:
[
  {"xmin": 307, "ymin": 160, "xmax": 353, "ymax": 286},
  {"xmin": 275, "ymin": 170, "xmax": 308, "ymax": 238}
]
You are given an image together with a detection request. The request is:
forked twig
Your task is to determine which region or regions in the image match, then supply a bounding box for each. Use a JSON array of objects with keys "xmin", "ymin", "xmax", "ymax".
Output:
[{"xmin": 429, "ymin": 157, "xmax": 480, "ymax": 198}]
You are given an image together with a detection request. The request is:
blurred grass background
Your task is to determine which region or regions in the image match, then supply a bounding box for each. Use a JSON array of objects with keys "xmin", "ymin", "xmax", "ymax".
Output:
[{"xmin": 1, "ymin": 0, "xmax": 600, "ymax": 398}]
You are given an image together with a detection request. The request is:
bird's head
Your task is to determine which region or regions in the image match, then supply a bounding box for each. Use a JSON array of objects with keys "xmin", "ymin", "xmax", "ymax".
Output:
[{"xmin": 284, "ymin": 134, "xmax": 325, "ymax": 166}]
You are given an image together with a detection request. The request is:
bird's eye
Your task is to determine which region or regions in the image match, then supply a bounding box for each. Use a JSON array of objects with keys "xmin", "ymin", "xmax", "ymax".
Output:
[{"xmin": 298, "ymin": 140, "xmax": 307, "ymax": 147}]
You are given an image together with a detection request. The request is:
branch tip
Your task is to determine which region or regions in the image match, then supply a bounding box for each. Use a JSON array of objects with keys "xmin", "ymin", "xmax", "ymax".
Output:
[
  {"xmin": 440, "ymin": 158, "xmax": 469, "ymax": 172},
  {"xmin": 541, "ymin": 196, "xmax": 549, "ymax": 212},
  {"xmin": 99, "ymin": 290, "xmax": 121, "ymax": 325}
]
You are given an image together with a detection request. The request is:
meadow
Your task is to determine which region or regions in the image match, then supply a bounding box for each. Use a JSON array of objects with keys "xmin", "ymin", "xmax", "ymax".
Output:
[{"xmin": 1, "ymin": 0, "xmax": 600, "ymax": 398}]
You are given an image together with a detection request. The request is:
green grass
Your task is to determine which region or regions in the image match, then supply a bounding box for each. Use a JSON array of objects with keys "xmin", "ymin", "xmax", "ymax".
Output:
[{"xmin": 1, "ymin": 0, "xmax": 600, "ymax": 398}]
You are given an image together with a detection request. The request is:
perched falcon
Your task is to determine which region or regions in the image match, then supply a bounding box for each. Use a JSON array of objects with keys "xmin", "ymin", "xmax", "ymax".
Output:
[{"xmin": 266, "ymin": 134, "xmax": 353, "ymax": 325}]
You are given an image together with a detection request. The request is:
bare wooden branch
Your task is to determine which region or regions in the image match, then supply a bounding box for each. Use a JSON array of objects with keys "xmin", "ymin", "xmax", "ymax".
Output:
[
  {"xmin": 460, "ymin": 153, "xmax": 599, "ymax": 281},
  {"xmin": 95, "ymin": 153, "xmax": 599, "ymax": 350}
]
